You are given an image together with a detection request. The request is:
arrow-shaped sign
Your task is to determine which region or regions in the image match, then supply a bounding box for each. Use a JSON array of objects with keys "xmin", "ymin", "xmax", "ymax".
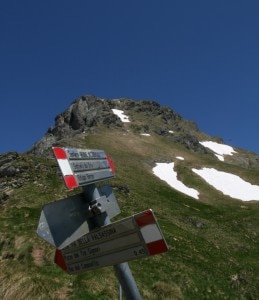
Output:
[
  {"xmin": 55, "ymin": 209, "xmax": 168, "ymax": 274},
  {"xmin": 53, "ymin": 147, "xmax": 115, "ymax": 189}
]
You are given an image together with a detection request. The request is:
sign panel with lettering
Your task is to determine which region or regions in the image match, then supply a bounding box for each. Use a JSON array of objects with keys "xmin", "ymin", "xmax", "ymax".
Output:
[
  {"xmin": 52, "ymin": 147, "xmax": 115, "ymax": 189},
  {"xmin": 55, "ymin": 209, "xmax": 168, "ymax": 274}
]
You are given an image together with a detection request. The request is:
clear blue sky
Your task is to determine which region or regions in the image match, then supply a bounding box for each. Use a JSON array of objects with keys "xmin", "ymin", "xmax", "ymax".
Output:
[{"xmin": 1, "ymin": 0, "xmax": 258, "ymax": 154}]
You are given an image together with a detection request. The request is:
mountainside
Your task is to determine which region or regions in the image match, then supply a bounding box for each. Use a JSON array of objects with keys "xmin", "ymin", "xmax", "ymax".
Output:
[{"xmin": 1, "ymin": 95, "xmax": 259, "ymax": 299}]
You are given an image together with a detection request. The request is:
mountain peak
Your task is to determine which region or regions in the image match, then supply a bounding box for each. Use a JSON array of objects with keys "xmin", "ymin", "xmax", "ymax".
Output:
[
  {"xmin": 27, "ymin": 95, "xmax": 259, "ymax": 170},
  {"xmin": 28, "ymin": 95, "xmax": 205, "ymax": 156}
]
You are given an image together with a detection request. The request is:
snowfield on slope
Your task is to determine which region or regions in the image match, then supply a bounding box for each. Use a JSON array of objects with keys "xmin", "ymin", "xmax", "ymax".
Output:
[
  {"xmin": 199, "ymin": 141, "xmax": 237, "ymax": 161},
  {"xmin": 153, "ymin": 162, "xmax": 259, "ymax": 201},
  {"xmin": 110, "ymin": 112, "xmax": 258, "ymax": 201},
  {"xmin": 112, "ymin": 109, "xmax": 130, "ymax": 122},
  {"xmin": 192, "ymin": 167, "xmax": 259, "ymax": 201},
  {"xmin": 152, "ymin": 162, "xmax": 199, "ymax": 199}
]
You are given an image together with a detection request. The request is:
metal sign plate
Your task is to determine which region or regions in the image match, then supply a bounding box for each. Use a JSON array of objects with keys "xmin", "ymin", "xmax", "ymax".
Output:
[
  {"xmin": 36, "ymin": 186, "xmax": 120, "ymax": 249},
  {"xmin": 53, "ymin": 147, "xmax": 115, "ymax": 189},
  {"xmin": 55, "ymin": 209, "xmax": 168, "ymax": 274},
  {"xmin": 36, "ymin": 193, "xmax": 92, "ymax": 249}
]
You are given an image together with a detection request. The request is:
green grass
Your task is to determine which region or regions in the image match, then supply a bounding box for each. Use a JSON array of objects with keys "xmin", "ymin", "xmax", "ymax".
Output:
[{"xmin": 1, "ymin": 129, "xmax": 259, "ymax": 299}]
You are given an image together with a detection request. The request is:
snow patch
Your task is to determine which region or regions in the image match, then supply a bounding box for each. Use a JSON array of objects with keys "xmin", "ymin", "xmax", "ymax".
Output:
[
  {"xmin": 176, "ymin": 156, "xmax": 184, "ymax": 160},
  {"xmin": 199, "ymin": 141, "xmax": 237, "ymax": 161},
  {"xmin": 192, "ymin": 167, "xmax": 259, "ymax": 201},
  {"xmin": 112, "ymin": 109, "xmax": 130, "ymax": 123},
  {"xmin": 140, "ymin": 133, "xmax": 151, "ymax": 136},
  {"xmin": 215, "ymin": 154, "xmax": 224, "ymax": 161},
  {"xmin": 169, "ymin": 130, "xmax": 174, "ymax": 134},
  {"xmin": 153, "ymin": 163, "xmax": 199, "ymax": 199}
]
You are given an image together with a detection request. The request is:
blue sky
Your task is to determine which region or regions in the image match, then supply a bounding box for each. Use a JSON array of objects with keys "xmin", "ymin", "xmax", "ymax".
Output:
[{"xmin": 1, "ymin": 0, "xmax": 258, "ymax": 154}]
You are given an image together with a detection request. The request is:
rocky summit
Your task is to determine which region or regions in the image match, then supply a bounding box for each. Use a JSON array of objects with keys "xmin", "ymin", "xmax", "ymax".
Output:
[
  {"xmin": 28, "ymin": 95, "xmax": 259, "ymax": 169},
  {"xmin": 29, "ymin": 95, "xmax": 203, "ymax": 156}
]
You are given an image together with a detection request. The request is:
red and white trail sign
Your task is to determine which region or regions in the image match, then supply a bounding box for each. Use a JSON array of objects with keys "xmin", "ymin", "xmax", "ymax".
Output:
[
  {"xmin": 52, "ymin": 147, "xmax": 115, "ymax": 189},
  {"xmin": 55, "ymin": 209, "xmax": 168, "ymax": 274}
]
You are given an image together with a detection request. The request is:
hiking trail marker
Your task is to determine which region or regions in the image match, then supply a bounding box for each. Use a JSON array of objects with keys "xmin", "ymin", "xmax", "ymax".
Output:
[
  {"xmin": 37, "ymin": 146, "xmax": 168, "ymax": 300},
  {"xmin": 52, "ymin": 147, "xmax": 115, "ymax": 189},
  {"xmin": 54, "ymin": 209, "xmax": 168, "ymax": 274}
]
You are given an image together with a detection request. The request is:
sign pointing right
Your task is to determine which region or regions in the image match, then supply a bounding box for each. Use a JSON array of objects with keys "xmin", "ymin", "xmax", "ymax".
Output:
[{"xmin": 55, "ymin": 209, "xmax": 168, "ymax": 274}]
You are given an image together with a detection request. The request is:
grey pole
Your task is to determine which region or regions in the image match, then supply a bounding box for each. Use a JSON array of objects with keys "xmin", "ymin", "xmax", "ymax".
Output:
[
  {"xmin": 83, "ymin": 184, "xmax": 142, "ymax": 300},
  {"xmin": 113, "ymin": 262, "xmax": 142, "ymax": 300},
  {"xmin": 119, "ymin": 284, "xmax": 122, "ymax": 300}
]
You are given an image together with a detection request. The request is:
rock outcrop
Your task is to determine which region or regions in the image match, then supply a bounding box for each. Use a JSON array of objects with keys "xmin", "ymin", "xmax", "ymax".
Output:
[{"xmin": 28, "ymin": 95, "xmax": 207, "ymax": 156}]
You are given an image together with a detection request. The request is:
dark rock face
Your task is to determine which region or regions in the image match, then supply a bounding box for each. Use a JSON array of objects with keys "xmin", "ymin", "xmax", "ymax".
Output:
[
  {"xmin": 27, "ymin": 95, "xmax": 206, "ymax": 156},
  {"xmin": 52, "ymin": 96, "xmax": 123, "ymax": 132},
  {"xmin": 49, "ymin": 96, "xmax": 111, "ymax": 138},
  {"xmin": 169, "ymin": 133, "xmax": 209, "ymax": 154},
  {"xmin": 28, "ymin": 95, "xmax": 121, "ymax": 155},
  {"xmin": 65, "ymin": 96, "xmax": 98, "ymax": 130}
]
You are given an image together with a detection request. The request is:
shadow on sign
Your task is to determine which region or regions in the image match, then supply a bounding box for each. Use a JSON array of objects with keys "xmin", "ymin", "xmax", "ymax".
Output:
[{"xmin": 36, "ymin": 194, "xmax": 95, "ymax": 249}]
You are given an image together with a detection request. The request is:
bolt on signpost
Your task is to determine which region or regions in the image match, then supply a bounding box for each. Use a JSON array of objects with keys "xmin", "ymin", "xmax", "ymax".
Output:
[{"xmin": 37, "ymin": 147, "xmax": 168, "ymax": 300}]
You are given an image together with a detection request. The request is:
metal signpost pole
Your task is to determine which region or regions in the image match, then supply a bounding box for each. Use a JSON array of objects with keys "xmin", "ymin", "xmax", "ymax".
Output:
[
  {"xmin": 119, "ymin": 284, "xmax": 122, "ymax": 300},
  {"xmin": 83, "ymin": 184, "xmax": 142, "ymax": 300},
  {"xmin": 113, "ymin": 262, "xmax": 142, "ymax": 300}
]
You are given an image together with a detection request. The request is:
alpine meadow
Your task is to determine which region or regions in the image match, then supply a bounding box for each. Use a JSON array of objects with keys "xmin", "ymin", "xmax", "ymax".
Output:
[{"xmin": 1, "ymin": 95, "xmax": 259, "ymax": 300}]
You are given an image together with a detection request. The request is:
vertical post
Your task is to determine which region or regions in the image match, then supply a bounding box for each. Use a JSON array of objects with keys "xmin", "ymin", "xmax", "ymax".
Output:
[
  {"xmin": 119, "ymin": 284, "xmax": 122, "ymax": 300},
  {"xmin": 113, "ymin": 262, "xmax": 142, "ymax": 300},
  {"xmin": 83, "ymin": 184, "xmax": 142, "ymax": 300}
]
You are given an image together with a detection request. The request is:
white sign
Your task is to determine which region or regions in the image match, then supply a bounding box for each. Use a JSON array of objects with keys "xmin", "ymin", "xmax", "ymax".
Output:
[
  {"xmin": 52, "ymin": 147, "xmax": 115, "ymax": 189},
  {"xmin": 55, "ymin": 209, "xmax": 168, "ymax": 274}
]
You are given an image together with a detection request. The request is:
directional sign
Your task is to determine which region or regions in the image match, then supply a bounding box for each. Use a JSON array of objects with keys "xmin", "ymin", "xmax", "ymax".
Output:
[
  {"xmin": 36, "ymin": 186, "xmax": 120, "ymax": 249},
  {"xmin": 53, "ymin": 147, "xmax": 115, "ymax": 189},
  {"xmin": 55, "ymin": 209, "xmax": 168, "ymax": 274}
]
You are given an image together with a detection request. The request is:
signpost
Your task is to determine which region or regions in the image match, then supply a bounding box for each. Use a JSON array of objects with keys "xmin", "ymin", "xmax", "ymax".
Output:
[{"xmin": 37, "ymin": 146, "xmax": 168, "ymax": 300}]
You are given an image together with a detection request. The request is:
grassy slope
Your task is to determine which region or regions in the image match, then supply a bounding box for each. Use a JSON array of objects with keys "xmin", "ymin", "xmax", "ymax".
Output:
[{"xmin": 0, "ymin": 128, "xmax": 259, "ymax": 299}]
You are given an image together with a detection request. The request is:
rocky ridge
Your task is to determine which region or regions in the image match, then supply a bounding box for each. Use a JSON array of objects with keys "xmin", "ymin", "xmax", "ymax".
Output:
[
  {"xmin": 26, "ymin": 95, "xmax": 259, "ymax": 169},
  {"xmin": 28, "ymin": 95, "xmax": 210, "ymax": 156}
]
